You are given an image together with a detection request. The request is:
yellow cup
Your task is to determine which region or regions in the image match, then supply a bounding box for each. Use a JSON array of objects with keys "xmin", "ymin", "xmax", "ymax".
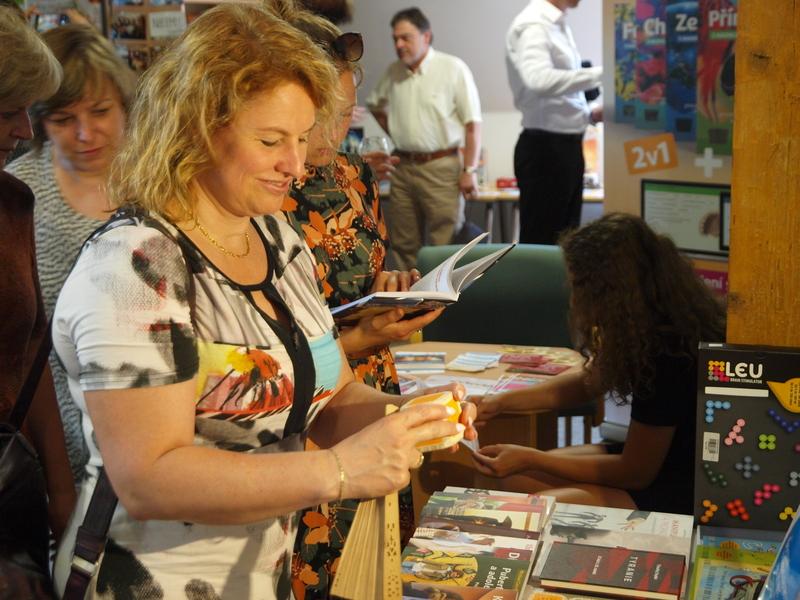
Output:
[{"xmin": 401, "ymin": 391, "xmax": 463, "ymax": 452}]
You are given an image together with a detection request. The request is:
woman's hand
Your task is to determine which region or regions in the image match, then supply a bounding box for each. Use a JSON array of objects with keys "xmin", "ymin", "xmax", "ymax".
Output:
[
  {"xmin": 471, "ymin": 444, "xmax": 537, "ymax": 478},
  {"xmin": 331, "ymin": 403, "xmax": 464, "ymax": 499},
  {"xmin": 371, "ymin": 268, "xmax": 421, "ymax": 293},
  {"xmin": 343, "ymin": 307, "xmax": 443, "ymax": 355},
  {"xmin": 401, "ymin": 383, "xmax": 478, "ymax": 449}
]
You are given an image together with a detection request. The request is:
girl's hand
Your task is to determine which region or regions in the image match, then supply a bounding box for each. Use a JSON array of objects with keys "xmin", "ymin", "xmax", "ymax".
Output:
[
  {"xmin": 471, "ymin": 444, "xmax": 536, "ymax": 478},
  {"xmin": 471, "ymin": 393, "xmax": 505, "ymax": 426},
  {"xmin": 332, "ymin": 403, "xmax": 464, "ymax": 499}
]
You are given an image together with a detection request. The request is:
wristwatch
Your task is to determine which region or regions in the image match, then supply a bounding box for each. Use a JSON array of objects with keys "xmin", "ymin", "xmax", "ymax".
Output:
[{"xmin": 462, "ymin": 165, "xmax": 478, "ymax": 174}]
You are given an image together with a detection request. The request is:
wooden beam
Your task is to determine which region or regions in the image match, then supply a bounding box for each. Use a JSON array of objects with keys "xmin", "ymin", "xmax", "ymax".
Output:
[{"xmin": 727, "ymin": 0, "xmax": 800, "ymax": 346}]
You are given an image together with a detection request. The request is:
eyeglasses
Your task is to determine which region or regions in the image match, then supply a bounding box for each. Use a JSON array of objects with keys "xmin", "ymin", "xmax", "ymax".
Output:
[{"xmin": 330, "ymin": 32, "xmax": 363, "ymax": 63}]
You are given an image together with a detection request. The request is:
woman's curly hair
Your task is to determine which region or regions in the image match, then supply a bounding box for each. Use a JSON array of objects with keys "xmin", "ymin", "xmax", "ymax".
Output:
[{"xmin": 559, "ymin": 212, "xmax": 726, "ymax": 399}]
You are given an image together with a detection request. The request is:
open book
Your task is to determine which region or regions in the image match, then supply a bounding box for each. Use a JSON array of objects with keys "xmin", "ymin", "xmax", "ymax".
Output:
[{"xmin": 330, "ymin": 232, "xmax": 515, "ymax": 325}]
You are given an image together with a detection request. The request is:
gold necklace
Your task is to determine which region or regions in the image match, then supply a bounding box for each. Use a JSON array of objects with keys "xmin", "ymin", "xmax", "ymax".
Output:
[{"xmin": 194, "ymin": 219, "xmax": 251, "ymax": 259}]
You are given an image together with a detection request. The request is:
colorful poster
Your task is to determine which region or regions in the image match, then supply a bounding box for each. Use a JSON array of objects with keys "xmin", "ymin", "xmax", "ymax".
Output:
[
  {"xmin": 614, "ymin": 2, "xmax": 638, "ymax": 123},
  {"xmin": 635, "ymin": 0, "xmax": 667, "ymax": 129},
  {"xmin": 666, "ymin": 0, "xmax": 699, "ymax": 141},
  {"xmin": 696, "ymin": 0, "xmax": 737, "ymax": 155}
]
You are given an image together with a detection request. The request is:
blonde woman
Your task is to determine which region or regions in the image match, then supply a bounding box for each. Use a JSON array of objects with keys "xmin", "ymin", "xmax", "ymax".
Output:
[
  {"xmin": 0, "ymin": 6, "xmax": 75, "ymax": 594},
  {"xmin": 7, "ymin": 24, "xmax": 136, "ymax": 483},
  {"xmin": 51, "ymin": 5, "xmax": 475, "ymax": 597}
]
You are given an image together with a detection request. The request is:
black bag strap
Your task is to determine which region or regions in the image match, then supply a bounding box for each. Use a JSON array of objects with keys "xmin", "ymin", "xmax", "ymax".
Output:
[
  {"xmin": 8, "ymin": 320, "xmax": 53, "ymax": 430},
  {"xmin": 62, "ymin": 469, "xmax": 117, "ymax": 600}
]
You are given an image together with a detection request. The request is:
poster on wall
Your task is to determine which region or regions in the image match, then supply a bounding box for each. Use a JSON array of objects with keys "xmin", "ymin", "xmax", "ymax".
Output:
[{"xmin": 604, "ymin": 0, "xmax": 737, "ymax": 277}]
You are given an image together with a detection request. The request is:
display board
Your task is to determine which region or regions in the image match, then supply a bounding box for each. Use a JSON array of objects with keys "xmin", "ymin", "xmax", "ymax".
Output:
[
  {"xmin": 641, "ymin": 179, "xmax": 729, "ymax": 257},
  {"xmin": 694, "ymin": 343, "xmax": 800, "ymax": 532}
]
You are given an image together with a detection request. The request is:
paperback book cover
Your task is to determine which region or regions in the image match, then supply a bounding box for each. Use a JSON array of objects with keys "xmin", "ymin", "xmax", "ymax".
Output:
[
  {"xmin": 545, "ymin": 524, "xmax": 692, "ymax": 563},
  {"xmin": 696, "ymin": 0, "xmax": 737, "ymax": 155},
  {"xmin": 418, "ymin": 515, "xmax": 540, "ymax": 540},
  {"xmin": 400, "ymin": 545, "xmax": 531, "ymax": 591},
  {"xmin": 420, "ymin": 505, "xmax": 544, "ymax": 536},
  {"xmin": 688, "ymin": 546, "xmax": 774, "ymax": 600},
  {"xmin": 330, "ymin": 232, "xmax": 513, "ymax": 325},
  {"xmin": 614, "ymin": 2, "xmax": 638, "ymax": 123},
  {"xmin": 665, "ymin": 0, "xmax": 699, "ymax": 141},
  {"xmin": 549, "ymin": 503, "xmax": 694, "ymax": 538},
  {"xmin": 401, "ymin": 582, "xmax": 517, "ymax": 600},
  {"xmin": 537, "ymin": 542, "xmax": 685, "ymax": 599},
  {"xmin": 635, "ymin": 0, "xmax": 667, "ymax": 129},
  {"xmin": 429, "ymin": 491, "xmax": 552, "ymax": 513},
  {"xmin": 409, "ymin": 527, "xmax": 537, "ymax": 561}
]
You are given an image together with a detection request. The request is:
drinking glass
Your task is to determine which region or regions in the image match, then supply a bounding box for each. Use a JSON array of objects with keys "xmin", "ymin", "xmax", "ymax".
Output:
[{"xmin": 358, "ymin": 136, "xmax": 391, "ymax": 158}]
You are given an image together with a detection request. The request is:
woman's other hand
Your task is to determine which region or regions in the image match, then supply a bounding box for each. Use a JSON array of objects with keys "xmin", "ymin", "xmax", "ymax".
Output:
[
  {"xmin": 471, "ymin": 444, "xmax": 536, "ymax": 478},
  {"xmin": 343, "ymin": 307, "xmax": 442, "ymax": 355},
  {"xmin": 332, "ymin": 402, "xmax": 464, "ymax": 499},
  {"xmin": 370, "ymin": 268, "xmax": 421, "ymax": 293}
]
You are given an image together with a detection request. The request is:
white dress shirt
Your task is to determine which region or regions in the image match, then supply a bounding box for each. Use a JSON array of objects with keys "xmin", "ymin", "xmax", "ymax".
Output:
[
  {"xmin": 366, "ymin": 47, "xmax": 482, "ymax": 152},
  {"xmin": 506, "ymin": 0, "xmax": 603, "ymax": 134}
]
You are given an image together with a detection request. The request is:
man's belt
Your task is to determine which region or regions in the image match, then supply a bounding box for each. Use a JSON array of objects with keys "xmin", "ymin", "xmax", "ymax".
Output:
[{"xmin": 394, "ymin": 147, "xmax": 459, "ymax": 163}]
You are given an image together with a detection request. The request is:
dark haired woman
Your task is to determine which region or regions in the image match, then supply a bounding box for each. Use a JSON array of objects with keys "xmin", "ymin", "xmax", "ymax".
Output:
[{"xmin": 473, "ymin": 212, "xmax": 726, "ymax": 514}]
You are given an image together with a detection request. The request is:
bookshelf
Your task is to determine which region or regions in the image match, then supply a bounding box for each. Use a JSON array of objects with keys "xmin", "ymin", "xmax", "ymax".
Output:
[{"xmin": 104, "ymin": 0, "xmax": 187, "ymax": 72}]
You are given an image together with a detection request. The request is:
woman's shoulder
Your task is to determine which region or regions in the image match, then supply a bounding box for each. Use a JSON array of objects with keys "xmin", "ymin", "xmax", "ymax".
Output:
[
  {"xmin": 78, "ymin": 207, "xmax": 186, "ymax": 268},
  {"xmin": 5, "ymin": 148, "xmax": 52, "ymax": 189},
  {"xmin": 0, "ymin": 171, "xmax": 35, "ymax": 212}
]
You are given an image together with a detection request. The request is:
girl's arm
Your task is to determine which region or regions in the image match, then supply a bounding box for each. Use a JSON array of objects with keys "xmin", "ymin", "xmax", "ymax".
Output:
[
  {"xmin": 475, "ymin": 366, "xmax": 594, "ymax": 424},
  {"xmin": 474, "ymin": 419, "xmax": 676, "ymax": 491}
]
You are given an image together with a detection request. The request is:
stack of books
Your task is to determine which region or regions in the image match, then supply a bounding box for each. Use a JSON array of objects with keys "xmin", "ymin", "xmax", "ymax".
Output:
[
  {"xmin": 528, "ymin": 504, "xmax": 693, "ymax": 600},
  {"xmin": 401, "ymin": 487, "xmax": 555, "ymax": 599},
  {"xmin": 688, "ymin": 525, "xmax": 783, "ymax": 600}
]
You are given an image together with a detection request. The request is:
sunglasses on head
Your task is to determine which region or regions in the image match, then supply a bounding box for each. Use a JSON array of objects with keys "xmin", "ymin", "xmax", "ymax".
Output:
[{"xmin": 331, "ymin": 32, "xmax": 363, "ymax": 63}]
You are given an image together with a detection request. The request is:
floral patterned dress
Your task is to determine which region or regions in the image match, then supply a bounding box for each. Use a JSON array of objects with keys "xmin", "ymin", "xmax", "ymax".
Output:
[{"xmin": 283, "ymin": 153, "xmax": 411, "ymax": 599}]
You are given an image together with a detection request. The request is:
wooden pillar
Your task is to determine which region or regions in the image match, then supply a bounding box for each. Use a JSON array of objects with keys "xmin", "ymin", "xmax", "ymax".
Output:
[{"xmin": 727, "ymin": 1, "xmax": 800, "ymax": 346}]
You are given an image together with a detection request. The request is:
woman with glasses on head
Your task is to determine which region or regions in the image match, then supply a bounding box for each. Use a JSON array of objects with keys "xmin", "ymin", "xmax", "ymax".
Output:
[
  {"xmin": 264, "ymin": 3, "xmax": 445, "ymax": 596},
  {"xmin": 50, "ymin": 4, "xmax": 475, "ymax": 597},
  {"xmin": 7, "ymin": 24, "xmax": 136, "ymax": 484}
]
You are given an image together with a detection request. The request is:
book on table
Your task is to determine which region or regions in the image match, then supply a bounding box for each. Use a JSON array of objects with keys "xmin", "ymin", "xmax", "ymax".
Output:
[
  {"xmin": 329, "ymin": 232, "xmax": 514, "ymax": 325},
  {"xmin": 535, "ymin": 541, "xmax": 685, "ymax": 600}
]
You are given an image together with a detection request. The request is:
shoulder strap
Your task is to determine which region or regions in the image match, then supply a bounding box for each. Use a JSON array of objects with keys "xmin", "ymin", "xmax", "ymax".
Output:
[
  {"xmin": 62, "ymin": 469, "xmax": 118, "ymax": 600},
  {"xmin": 8, "ymin": 320, "xmax": 53, "ymax": 429}
]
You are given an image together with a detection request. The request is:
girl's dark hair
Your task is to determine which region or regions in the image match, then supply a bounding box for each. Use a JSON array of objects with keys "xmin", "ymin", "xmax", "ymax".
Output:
[{"xmin": 559, "ymin": 212, "xmax": 726, "ymax": 398}]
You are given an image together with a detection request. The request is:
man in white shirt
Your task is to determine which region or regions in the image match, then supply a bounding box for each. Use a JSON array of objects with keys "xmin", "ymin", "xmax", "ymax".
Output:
[
  {"xmin": 506, "ymin": 0, "xmax": 602, "ymax": 244},
  {"xmin": 367, "ymin": 7, "xmax": 482, "ymax": 270}
]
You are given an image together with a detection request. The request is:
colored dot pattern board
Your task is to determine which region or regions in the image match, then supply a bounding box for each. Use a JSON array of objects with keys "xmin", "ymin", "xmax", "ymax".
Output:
[{"xmin": 694, "ymin": 343, "xmax": 800, "ymax": 531}]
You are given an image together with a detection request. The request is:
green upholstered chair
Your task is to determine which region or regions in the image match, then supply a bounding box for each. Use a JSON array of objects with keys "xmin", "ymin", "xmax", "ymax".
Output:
[
  {"xmin": 416, "ymin": 243, "xmax": 573, "ymax": 348},
  {"xmin": 417, "ymin": 243, "xmax": 602, "ymax": 445}
]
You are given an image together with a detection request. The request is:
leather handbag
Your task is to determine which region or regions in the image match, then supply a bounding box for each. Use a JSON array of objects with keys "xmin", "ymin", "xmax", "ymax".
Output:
[{"xmin": 0, "ymin": 325, "xmax": 55, "ymax": 599}]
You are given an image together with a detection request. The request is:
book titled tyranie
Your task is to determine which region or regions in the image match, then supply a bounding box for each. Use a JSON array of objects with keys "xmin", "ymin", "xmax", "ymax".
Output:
[{"xmin": 537, "ymin": 542, "xmax": 685, "ymax": 600}]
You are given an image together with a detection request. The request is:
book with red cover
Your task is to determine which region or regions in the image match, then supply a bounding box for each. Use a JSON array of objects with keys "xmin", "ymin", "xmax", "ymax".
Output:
[
  {"xmin": 499, "ymin": 353, "xmax": 546, "ymax": 367},
  {"xmin": 507, "ymin": 363, "xmax": 572, "ymax": 376},
  {"xmin": 537, "ymin": 542, "xmax": 684, "ymax": 600}
]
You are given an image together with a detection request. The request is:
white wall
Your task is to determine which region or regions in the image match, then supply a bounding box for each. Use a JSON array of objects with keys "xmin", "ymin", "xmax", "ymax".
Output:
[{"xmin": 352, "ymin": 0, "xmax": 603, "ymax": 185}]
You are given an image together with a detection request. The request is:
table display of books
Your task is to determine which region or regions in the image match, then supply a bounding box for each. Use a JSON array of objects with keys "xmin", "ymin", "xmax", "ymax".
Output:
[
  {"xmin": 402, "ymin": 487, "xmax": 553, "ymax": 599},
  {"xmin": 401, "ymin": 489, "xmax": 696, "ymax": 600}
]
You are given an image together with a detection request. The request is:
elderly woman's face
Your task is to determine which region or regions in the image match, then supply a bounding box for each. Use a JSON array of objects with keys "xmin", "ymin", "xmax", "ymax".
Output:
[
  {"xmin": 306, "ymin": 70, "xmax": 357, "ymax": 167},
  {"xmin": 0, "ymin": 104, "xmax": 34, "ymax": 166},
  {"xmin": 42, "ymin": 77, "xmax": 125, "ymax": 174},
  {"xmin": 196, "ymin": 81, "xmax": 315, "ymax": 217}
]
